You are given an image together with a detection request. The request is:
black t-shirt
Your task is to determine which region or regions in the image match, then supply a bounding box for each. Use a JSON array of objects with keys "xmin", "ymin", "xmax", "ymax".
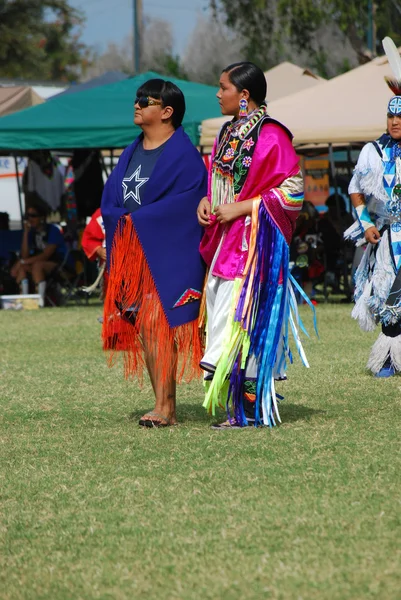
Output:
[{"xmin": 122, "ymin": 139, "xmax": 168, "ymax": 213}]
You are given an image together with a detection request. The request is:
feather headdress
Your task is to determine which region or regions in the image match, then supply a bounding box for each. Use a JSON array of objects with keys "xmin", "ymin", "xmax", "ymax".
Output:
[{"xmin": 383, "ymin": 36, "xmax": 401, "ymax": 97}]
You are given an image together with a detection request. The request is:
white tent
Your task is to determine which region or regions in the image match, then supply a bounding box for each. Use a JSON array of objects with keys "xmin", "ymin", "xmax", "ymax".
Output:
[
  {"xmin": 200, "ymin": 53, "xmax": 399, "ymax": 151},
  {"xmin": 200, "ymin": 62, "xmax": 324, "ymax": 151}
]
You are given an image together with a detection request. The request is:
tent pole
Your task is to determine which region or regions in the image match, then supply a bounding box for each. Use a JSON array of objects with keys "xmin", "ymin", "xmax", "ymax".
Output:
[
  {"xmin": 346, "ymin": 145, "xmax": 354, "ymax": 214},
  {"xmin": 99, "ymin": 152, "xmax": 109, "ymax": 178},
  {"xmin": 328, "ymin": 143, "xmax": 350, "ymax": 300},
  {"xmin": 328, "ymin": 144, "xmax": 338, "ymax": 196},
  {"xmin": 347, "ymin": 145, "xmax": 354, "ymax": 198},
  {"xmin": 14, "ymin": 155, "xmax": 24, "ymax": 227},
  {"xmin": 328, "ymin": 143, "xmax": 341, "ymax": 221}
]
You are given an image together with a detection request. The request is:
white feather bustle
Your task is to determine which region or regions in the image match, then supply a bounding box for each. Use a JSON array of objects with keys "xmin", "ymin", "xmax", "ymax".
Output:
[{"xmin": 367, "ymin": 332, "xmax": 401, "ymax": 374}]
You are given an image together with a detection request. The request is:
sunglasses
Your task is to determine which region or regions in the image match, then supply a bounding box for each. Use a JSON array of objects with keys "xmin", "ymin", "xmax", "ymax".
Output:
[
  {"xmin": 26, "ymin": 212, "xmax": 40, "ymax": 218},
  {"xmin": 134, "ymin": 96, "xmax": 162, "ymax": 109}
]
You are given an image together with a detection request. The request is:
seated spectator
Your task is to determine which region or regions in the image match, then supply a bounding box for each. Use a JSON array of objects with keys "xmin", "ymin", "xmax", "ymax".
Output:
[{"xmin": 10, "ymin": 199, "xmax": 67, "ymax": 307}]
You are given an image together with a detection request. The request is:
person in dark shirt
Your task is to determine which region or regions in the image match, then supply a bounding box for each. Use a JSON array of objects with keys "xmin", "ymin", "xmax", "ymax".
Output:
[
  {"xmin": 318, "ymin": 194, "xmax": 354, "ymax": 273},
  {"xmin": 122, "ymin": 137, "xmax": 169, "ymax": 213},
  {"xmin": 10, "ymin": 199, "xmax": 67, "ymax": 307}
]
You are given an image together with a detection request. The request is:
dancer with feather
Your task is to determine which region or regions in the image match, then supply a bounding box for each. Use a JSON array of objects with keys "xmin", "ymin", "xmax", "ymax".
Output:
[{"xmin": 347, "ymin": 37, "xmax": 401, "ymax": 377}]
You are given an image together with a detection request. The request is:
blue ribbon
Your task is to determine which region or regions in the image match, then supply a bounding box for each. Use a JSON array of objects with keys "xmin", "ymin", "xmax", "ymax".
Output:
[{"xmin": 288, "ymin": 273, "xmax": 319, "ymax": 339}]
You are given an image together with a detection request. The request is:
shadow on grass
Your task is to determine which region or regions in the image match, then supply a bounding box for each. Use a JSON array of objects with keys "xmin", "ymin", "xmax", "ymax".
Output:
[
  {"xmin": 279, "ymin": 403, "xmax": 326, "ymax": 423},
  {"xmin": 128, "ymin": 402, "xmax": 325, "ymax": 425}
]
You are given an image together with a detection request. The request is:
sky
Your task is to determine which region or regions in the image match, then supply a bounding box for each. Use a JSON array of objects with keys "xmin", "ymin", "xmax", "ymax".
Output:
[{"xmin": 71, "ymin": 0, "xmax": 210, "ymax": 57}]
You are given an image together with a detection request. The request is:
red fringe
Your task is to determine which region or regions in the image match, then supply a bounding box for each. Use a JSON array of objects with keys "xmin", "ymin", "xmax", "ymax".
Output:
[{"xmin": 102, "ymin": 216, "xmax": 203, "ymax": 384}]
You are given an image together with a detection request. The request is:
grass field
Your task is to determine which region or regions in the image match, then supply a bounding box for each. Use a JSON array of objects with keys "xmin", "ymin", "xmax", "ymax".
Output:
[{"xmin": 1, "ymin": 303, "xmax": 401, "ymax": 600}]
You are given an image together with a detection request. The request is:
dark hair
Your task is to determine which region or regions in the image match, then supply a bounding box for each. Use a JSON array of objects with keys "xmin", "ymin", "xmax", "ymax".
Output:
[
  {"xmin": 136, "ymin": 78, "xmax": 186, "ymax": 129},
  {"xmin": 301, "ymin": 200, "xmax": 319, "ymax": 220},
  {"xmin": 25, "ymin": 193, "xmax": 49, "ymax": 218},
  {"xmin": 222, "ymin": 62, "xmax": 267, "ymax": 105}
]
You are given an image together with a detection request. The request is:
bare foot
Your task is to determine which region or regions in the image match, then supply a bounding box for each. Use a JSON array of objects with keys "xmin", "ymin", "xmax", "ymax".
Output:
[
  {"xmin": 139, "ymin": 410, "xmax": 177, "ymax": 427},
  {"xmin": 139, "ymin": 392, "xmax": 177, "ymax": 426}
]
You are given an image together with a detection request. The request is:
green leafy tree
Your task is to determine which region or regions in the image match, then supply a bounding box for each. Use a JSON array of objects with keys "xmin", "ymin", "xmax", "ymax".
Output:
[
  {"xmin": 0, "ymin": 0, "xmax": 90, "ymax": 81},
  {"xmin": 211, "ymin": 0, "xmax": 401, "ymax": 73}
]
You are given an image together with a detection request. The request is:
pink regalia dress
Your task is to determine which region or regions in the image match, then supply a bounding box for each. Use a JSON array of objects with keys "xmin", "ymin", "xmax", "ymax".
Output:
[{"xmin": 199, "ymin": 103, "xmax": 315, "ymax": 426}]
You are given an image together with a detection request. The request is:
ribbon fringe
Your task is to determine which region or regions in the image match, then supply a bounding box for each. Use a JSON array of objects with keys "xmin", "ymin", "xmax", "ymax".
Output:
[
  {"xmin": 102, "ymin": 216, "xmax": 202, "ymax": 384},
  {"xmin": 203, "ymin": 199, "xmax": 314, "ymax": 427}
]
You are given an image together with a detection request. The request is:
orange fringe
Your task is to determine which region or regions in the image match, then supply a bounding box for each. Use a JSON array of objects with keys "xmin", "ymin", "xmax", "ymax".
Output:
[{"xmin": 102, "ymin": 216, "xmax": 203, "ymax": 384}]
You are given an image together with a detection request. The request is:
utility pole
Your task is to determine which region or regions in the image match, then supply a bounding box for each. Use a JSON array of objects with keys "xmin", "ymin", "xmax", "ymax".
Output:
[{"xmin": 133, "ymin": 0, "xmax": 142, "ymax": 74}]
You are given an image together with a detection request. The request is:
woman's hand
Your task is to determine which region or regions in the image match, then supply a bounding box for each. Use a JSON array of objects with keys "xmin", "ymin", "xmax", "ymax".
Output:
[
  {"xmin": 19, "ymin": 257, "xmax": 33, "ymax": 267},
  {"xmin": 96, "ymin": 247, "xmax": 107, "ymax": 261},
  {"xmin": 197, "ymin": 196, "xmax": 211, "ymax": 227},
  {"xmin": 365, "ymin": 226, "xmax": 381, "ymax": 244},
  {"xmin": 215, "ymin": 203, "xmax": 243, "ymax": 225}
]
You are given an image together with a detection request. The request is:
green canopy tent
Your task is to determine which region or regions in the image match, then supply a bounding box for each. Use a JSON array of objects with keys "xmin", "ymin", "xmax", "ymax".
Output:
[{"xmin": 0, "ymin": 71, "xmax": 220, "ymax": 151}]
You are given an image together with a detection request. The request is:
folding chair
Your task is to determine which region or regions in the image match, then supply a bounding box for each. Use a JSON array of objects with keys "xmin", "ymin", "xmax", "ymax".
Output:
[{"xmin": 45, "ymin": 249, "xmax": 89, "ymax": 307}]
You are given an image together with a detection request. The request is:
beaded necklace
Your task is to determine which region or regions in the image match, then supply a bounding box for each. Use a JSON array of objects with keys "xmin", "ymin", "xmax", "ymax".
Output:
[{"xmin": 211, "ymin": 103, "xmax": 269, "ymax": 211}]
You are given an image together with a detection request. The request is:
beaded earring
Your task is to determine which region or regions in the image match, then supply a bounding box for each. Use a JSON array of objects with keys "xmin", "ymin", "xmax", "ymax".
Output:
[{"xmin": 239, "ymin": 98, "xmax": 248, "ymax": 117}]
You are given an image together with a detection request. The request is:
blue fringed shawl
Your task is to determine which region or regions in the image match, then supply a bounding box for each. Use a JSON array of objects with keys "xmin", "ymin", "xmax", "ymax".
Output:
[{"xmin": 101, "ymin": 126, "xmax": 207, "ymax": 328}]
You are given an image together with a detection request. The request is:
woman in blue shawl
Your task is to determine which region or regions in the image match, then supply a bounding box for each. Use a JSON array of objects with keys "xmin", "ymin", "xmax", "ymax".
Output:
[{"xmin": 101, "ymin": 79, "xmax": 207, "ymax": 427}]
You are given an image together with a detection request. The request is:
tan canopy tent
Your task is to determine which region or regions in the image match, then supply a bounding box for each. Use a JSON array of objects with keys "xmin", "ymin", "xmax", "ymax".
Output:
[
  {"xmin": 265, "ymin": 61, "xmax": 325, "ymax": 101},
  {"xmin": 200, "ymin": 62, "xmax": 324, "ymax": 151},
  {"xmin": 266, "ymin": 53, "xmax": 394, "ymax": 147},
  {"xmin": 0, "ymin": 86, "xmax": 43, "ymax": 117}
]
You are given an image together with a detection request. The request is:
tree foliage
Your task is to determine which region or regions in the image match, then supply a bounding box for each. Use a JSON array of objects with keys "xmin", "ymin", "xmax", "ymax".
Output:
[
  {"xmin": 0, "ymin": 0, "xmax": 90, "ymax": 81},
  {"xmin": 211, "ymin": 0, "xmax": 401, "ymax": 74}
]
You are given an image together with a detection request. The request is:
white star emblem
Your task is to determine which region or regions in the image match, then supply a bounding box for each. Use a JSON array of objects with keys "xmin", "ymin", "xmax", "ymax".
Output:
[{"xmin": 122, "ymin": 165, "xmax": 149, "ymax": 205}]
